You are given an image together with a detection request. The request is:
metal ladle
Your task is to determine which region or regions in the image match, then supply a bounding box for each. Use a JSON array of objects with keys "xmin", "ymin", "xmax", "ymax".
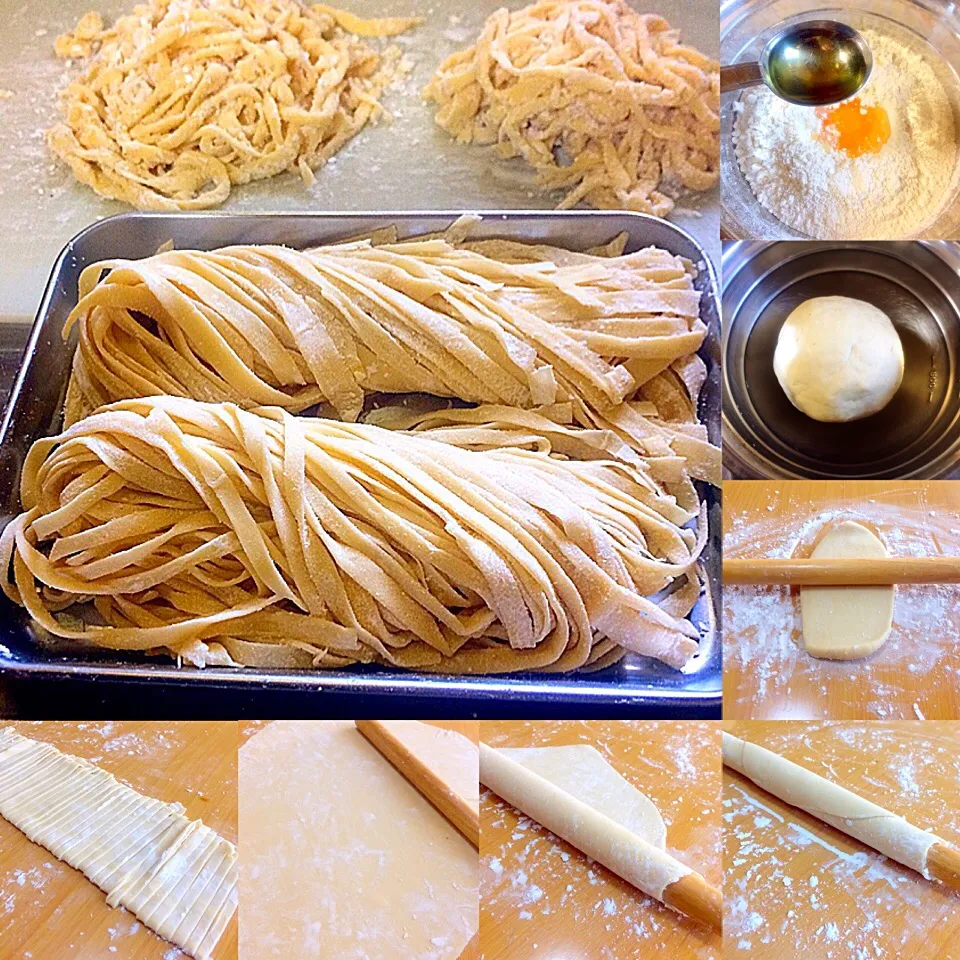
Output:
[{"xmin": 721, "ymin": 20, "xmax": 873, "ymax": 106}]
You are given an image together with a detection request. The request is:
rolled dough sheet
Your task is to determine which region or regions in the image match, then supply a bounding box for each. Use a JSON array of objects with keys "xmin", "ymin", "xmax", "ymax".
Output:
[
  {"xmin": 479, "ymin": 743, "xmax": 691, "ymax": 904},
  {"xmin": 377, "ymin": 720, "xmax": 479, "ymax": 812},
  {"xmin": 722, "ymin": 732, "xmax": 942, "ymax": 877},
  {"xmin": 0, "ymin": 727, "xmax": 237, "ymax": 960},
  {"xmin": 238, "ymin": 720, "xmax": 478, "ymax": 960},
  {"xmin": 801, "ymin": 520, "xmax": 894, "ymax": 659}
]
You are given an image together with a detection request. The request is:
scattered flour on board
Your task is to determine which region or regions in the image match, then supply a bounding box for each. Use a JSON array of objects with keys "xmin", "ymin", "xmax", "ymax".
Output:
[
  {"xmin": 725, "ymin": 493, "xmax": 960, "ymax": 717},
  {"xmin": 725, "ymin": 724, "xmax": 960, "ymax": 957},
  {"xmin": 734, "ymin": 29, "xmax": 957, "ymax": 239},
  {"xmin": 481, "ymin": 722, "xmax": 720, "ymax": 959},
  {"xmin": 0, "ymin": 862, "xmax": 58, "ymax": 919}
]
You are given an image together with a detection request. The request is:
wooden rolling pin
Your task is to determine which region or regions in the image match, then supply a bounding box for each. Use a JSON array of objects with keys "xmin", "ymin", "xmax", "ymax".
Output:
[
  {"xmin": 723, "ymin": 556, "xmax": 960, "ymax": 585},
  {"xmin": 355, "ymin": 720, "xmax": 479, "ymax": 849},
  {"xmin": 664, "ymin": 873, "xmax": 724, "ymax": 932},
  {"xmin": 480, "ymin": 743, "xmax": 722, "ymax": 931},
  {"xmin": 723, "ymin": 733, "xmax": 960, "ymax": 890}
]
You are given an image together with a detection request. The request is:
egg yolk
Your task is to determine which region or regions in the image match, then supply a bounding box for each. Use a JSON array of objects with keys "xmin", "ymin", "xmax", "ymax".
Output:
[{"xmin": 816, "ymin": 98, "xmax": 891, "ymax": 157}]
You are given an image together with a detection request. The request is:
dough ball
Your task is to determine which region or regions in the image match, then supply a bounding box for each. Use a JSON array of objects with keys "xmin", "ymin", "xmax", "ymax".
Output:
[{"xmin": 773, "ymin": 296, "xmax": 904, "ymax": 422}]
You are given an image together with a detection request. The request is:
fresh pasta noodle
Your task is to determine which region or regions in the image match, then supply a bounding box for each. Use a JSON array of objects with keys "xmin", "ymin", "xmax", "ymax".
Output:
[
  {"xmin": 424, "ymin": 0, "xmax": 720, "ymax": 215},
  {"xmin": 63, "ymin": 227, "xmax": 721, "ymax": 485},
  {"xmin": 49, "ymin": 0, "xmax": 418, "ymax": 209},
  {"xmin": 364, "ymin": 401, "xmax": 704, "ymax": 515},
  {"xmin": 0, "ymin": 397, "xmax": 706, "ymax": 672}
]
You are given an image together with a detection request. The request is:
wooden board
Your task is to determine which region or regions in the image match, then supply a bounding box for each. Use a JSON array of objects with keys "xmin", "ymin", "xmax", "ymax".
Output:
[
  {"xmin": 478, "ymin": 720, "xmax": 722, "ymax": 960},
  {"xmin": 237, "ymin": 720, "xmax": 478, "ymax": 960},
  {"xmin": 723, "ymin": 721, "xmax": 960, "ymax": 959},
  {"xmin": 724, "ymin": 480, "xmax": 960, "ymax": 719},
  {"xmin": 0, "ymin": 720, "xmax": 238, "ymax": 960}
]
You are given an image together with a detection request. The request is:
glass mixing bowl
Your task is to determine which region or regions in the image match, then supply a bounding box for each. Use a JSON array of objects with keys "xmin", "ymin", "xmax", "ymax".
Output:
[{"xmin": 721, "ymin": 0, "xmax": 960, "ymax": 239}]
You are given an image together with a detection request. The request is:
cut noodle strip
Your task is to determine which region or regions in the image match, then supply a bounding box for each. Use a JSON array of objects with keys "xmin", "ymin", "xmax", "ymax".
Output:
[
  {"xmin": 49, "ymin": 0, "xmax": 418, "ymax": 209},
  {"xmin": 424, "ymin": 0, "xmax": 719, "ymax": 215},
  {"xmin": 63, "ymin": 226, "xmax": 719, "ymax": 485},
  {"xmin": 0, "ymin": 398, "xmax": 705, "ymax": 672},
  {"xmin": 0, "ymin": 728, "xmax": 236, "ymax": 960}
]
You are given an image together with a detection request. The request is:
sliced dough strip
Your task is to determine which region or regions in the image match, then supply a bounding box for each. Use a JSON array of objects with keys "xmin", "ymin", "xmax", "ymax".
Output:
[
  {"xmin": 49, "ymin": 1, "xmax": 419, "ymax": 210},
  {"xmin": 0, "ymin": 729, "xmax": 236, "ymax": 960},
  {"xmin": 424, "ymin": 0, "xmax": 719, "ymax": 216}
]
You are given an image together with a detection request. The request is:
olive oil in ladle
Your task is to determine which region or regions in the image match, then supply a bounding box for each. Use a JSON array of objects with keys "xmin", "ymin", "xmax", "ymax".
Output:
[{"xmin": 721, "ymin": 20, "xmax": 872, "ymax": 107}]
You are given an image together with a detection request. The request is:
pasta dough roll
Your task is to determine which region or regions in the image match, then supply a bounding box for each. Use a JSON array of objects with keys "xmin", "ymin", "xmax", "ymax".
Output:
[
  {"xmin": 0, "ymin": 397, "xmax": 706, "ymax": 673},
  {"xmin": 63, "ymin": 229, "xmax": 720, "ymax": 485}
]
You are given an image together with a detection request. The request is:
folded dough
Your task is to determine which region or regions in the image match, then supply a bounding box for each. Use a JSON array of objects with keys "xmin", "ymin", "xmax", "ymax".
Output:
[
  {"xmin": 480, "ymin": 743, "xmax": 690, "ymax": 903},
  {"xmin": 495, "ymin": 744, "xmax": 667, "ymax": 846},
  {"xmin": 0, "ymin": 727, "xmax": 236, "ymax": 960},
  {"xmin": 722, "ymin": 732, "xmax": 942, "ymax": 877},
  {"xmin": 800, "ymin": 520, "xmax": 894, "ymax": 660}
]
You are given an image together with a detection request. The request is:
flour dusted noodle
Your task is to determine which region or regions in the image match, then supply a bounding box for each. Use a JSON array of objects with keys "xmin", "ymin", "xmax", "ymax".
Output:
[
  {"xmin": 0, "ymin": 397, "xmax": 705, "ymax": 672},
  {"xmin": 49, "ymin": 0, "xmax": 418, "ymax": 210},
  {"xmin": 63, "ymin": 227, "xmax": 720, "ymax": 485},
  {"xmin": 424, "ymin": 0, "xmax": 719, "ymax": 215}
]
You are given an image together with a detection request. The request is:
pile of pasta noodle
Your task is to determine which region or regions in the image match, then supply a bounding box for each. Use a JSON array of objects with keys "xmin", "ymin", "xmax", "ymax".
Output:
[
  {"xmin": 424, "ymin": 0, "xmax": 720, "ymax": 216},
  {"xmin": 0, "ymin": 398, "xmax": 705, "ymax": 672},
  {"xmin": 48, "ymin": 0, "xmax": 418, "ymax": 209},
  {"xmin": 63, "ymin": 227, "xmax": 720, "ymax": 486}
]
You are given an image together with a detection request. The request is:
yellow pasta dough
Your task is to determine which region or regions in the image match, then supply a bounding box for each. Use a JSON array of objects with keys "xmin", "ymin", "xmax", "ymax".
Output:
[
  {"xmin": 62, "ymin": 226, "xmax": 720, "ymax": 486},
  {"xmin": 424, "ymin": 0, "xmax": 720, "ymax": 215},
  {"xmin": 49, "ymin": 0, "xmax": 418, "ymax": 209},
  {"xmin": 0, "ymin": 397, "xmax": 706, "ymax": 673}
]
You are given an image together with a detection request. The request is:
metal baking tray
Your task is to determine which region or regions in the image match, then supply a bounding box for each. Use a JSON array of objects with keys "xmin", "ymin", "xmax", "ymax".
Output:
[{"xmin": 0, "ymin": 211, "xmax": 721, "ymax": 713}]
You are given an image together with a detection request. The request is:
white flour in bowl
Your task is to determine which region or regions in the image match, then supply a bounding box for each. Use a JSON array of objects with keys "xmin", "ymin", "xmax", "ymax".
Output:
[{"xmin": 733, "ymin": 29, "xmax": 957, "ymax": 239}]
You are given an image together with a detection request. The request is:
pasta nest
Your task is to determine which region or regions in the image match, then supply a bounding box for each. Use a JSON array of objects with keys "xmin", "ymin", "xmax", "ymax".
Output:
[
  {"xmin": 48, "ymin": 0, "xmax": 418, "ymax": 209},
  {"xmin": 0, "ymin": 398, "xmax": 705, "ymax": 673},
  {"xmin": 61, "ymin": 229, "xmax": 720, "ymax": 487},
  {"xmin": 424, "ymin": 0, "xmax": 720, "ymax": 215}
]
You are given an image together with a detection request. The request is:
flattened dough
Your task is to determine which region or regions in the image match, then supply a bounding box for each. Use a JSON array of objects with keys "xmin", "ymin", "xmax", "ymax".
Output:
[
  {"xmin": 722, "ymin": 733, "xmax": 942, "ymax": 877},
  {"xmin": 0, "ymin": 727, "xmax": 237, "ymax": 960},
  {"xmin": 480, "ymin": 743, "xmax": 690, "ymax": 904},
  {"xmin": 239, "ymin": 721, "xmax": 478, "ymax": 960},
  {"xmin": 801, "ymin": 521, "xmax": 894, "ymax": 659}
]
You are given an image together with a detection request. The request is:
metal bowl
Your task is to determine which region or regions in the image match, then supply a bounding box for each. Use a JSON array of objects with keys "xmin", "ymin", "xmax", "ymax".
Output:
[{"xmin": 723, "ymin": 241, "xmax": 960, "ymax": 478}]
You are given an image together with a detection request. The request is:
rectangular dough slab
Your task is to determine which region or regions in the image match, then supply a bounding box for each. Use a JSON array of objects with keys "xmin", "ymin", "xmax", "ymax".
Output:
[
  {"xmin": 238, "ymin": 720, "xmax": 478, "ymax": 960},
  {"xmin": 0, "ymin": 727, "xmax": 236, "ymax": 960},
  {"xmin": 801, "ymin": 520, "xmax": 894, "ymax": 659}
]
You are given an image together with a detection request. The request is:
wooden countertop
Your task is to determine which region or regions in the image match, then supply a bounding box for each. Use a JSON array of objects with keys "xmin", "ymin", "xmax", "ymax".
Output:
[
  {"xmin": 724, "ymin": 480, "xmax": 960, "ymax": 719},
  {"xmin": 723, "ymin": 721, "xmax": 960, "ymax": 958},
  {"xmin": 0, "ymin": 721, "xmax": 238, "ymax": 960},
  {"xmin": 479, "ymin": 720, "xmax": 722, "ymax": 960}
]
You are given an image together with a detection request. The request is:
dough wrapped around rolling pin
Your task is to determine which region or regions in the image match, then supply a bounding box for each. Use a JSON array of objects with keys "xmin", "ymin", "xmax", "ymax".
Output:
[
  {"xmin": 479, "ymin": 742, "xmax": 691, "ymax": 903},
  {"xmin": 722, "ymin": 732, "xmax": 942, "ymax": 877}
]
